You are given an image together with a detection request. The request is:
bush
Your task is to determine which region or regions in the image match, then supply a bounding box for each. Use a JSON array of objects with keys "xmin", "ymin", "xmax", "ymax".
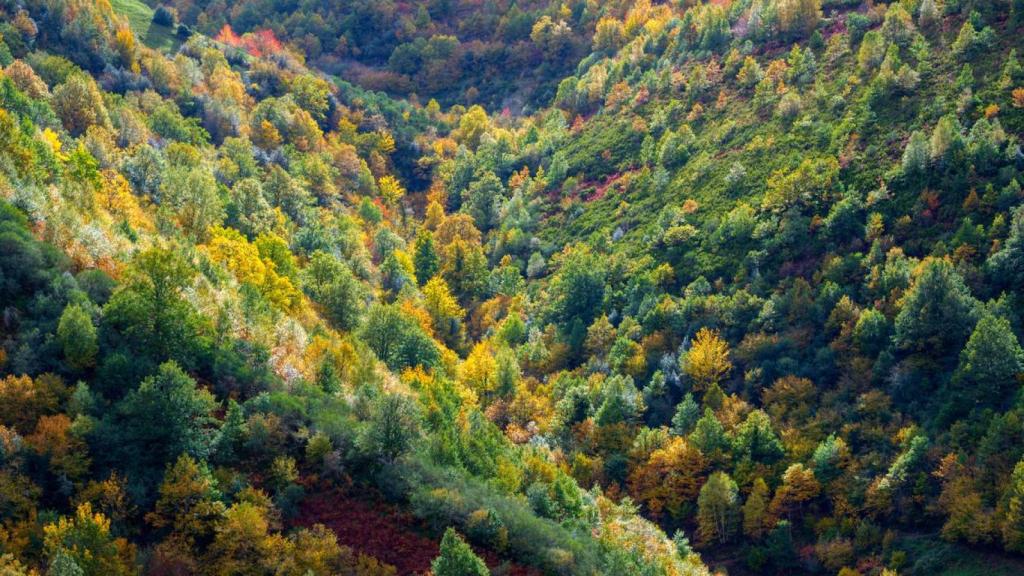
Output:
[{"xmin": 153, "ymin": 6, "xmax": 177, "ymax": 28}]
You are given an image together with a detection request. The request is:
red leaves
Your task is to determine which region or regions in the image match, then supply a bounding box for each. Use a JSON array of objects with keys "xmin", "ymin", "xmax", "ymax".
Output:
[
  {"xmin": 215, "ymin": 25, "xmax": 283, "ymax": 58},
  {"xmin": 294, "ymin": 491, "xmax": 539, "ymax": 576}
]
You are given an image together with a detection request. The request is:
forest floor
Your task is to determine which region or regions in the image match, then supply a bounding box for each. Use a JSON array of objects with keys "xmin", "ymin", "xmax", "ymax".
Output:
[{"xmin": 293, "ymin": 489, "xmax": 540, "ymax": 576}]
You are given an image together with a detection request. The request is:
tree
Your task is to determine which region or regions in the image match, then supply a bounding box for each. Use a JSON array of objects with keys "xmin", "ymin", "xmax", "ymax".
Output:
[
  {"xmin": 594, "ymin": 17, "xmax": 625, "ymax": 53},
  {"xmin": 1003, "ymin": 460, "xmax": 1024, "ymax": 552},
  {"xmin": 228, "ymin": 178, "xmax": 275, "ymax": 239},
  {"xmin": 102, "ymin": 361, "xmax": 218, "ymax": 486},
  {"xmin": 671, "ymin": 393, "xmax": 700, "ymax": 436},
  {"xmin": 359, "ymin": 393, "xmax": 421, "ymax": 464},
  {"xmin": 743, "ymin": 477, "xmax": 771, "ymax": 539},
  {"xmin": 159, "ymin": 165, "xmax": 224, "ymax": 242},
  {"xmin": 455, "ymin": 106, "xmax": 489, "ymax": 150},
  {"xmin": 211, "ymin": 399, "xmax": 248, "ymax": 464},
  {"xmin": 360, "ymin": 303, "xmax": 440, "ymax": 371},
  {"xmin": 628, "ymin": 436, "xmax": 707, "ymax": 521},
  {"xmin": 100, "ymin": 247, "xmax": 200, "ymax": 371},
  {"xmin": 682, "ymin": 327, "xmax": 732, "ymax": 391},
  {"xmin": 52, "ymin": 74, "xmax": 110, "ymax": 136},
  {"xmin": 918, "ymin": 0, "xmax": 939, "ymax": 31},
  {"xmin": 732, "ymin": 410, "xmax": 784, "ymax": 464},
  {"xmin": 894, "ymin": 259, "xmax": 978, "ymax": 360},
  {"xmin": 301, "ymin": 251, "xmax": 367, "ymax": 332},
  {"xmin": 988, "ymin": 207, "xmax": 1024, "ymax": 293},
  {"xmin": 881, "ymin": 3, "xmax": 915, "ymax": 46},
  {"xmin": 47, "ymin": 551, "xmax": 84, "ymax": 576},
  {"xmin": 205, "ymin": 502, "xmax": 280, "ymax": 576},
  {"xmin": 769, "ymin": 464, "xmax": 820, "ymax": 521},
  {"xmin": 413, "ymin": 230, "xmax": 439, "ymax": 286},
  {"xmin": 858, "ymin": 31, "xmax": 886, "ymax": 73},
  {"xmin": 777, "ymin": 0, "xmax": 821, "ymax": 39},
  {"xmin": 43, "ymin": 503, "xmax": 136, "ymax": 576},
  {"xmin": 595, "ymin": 374, "xmax": 644, "ymax": 426},
  {"xmin": 378, "ymin": 175, "xmax": 405, "ymax": 208},
  {"xmin": 464, "ymin": 171, "xmax": 504, "ymax": 232},
  {"xmin": 57, "ymin": 303, "xmax": 97, "ymax": 371},
  {"xmin": 432, "ymin": 528, "xmax": 488, "ymax": 576},
  {"xmin": 952, "ymin": 314, "xmax": 1024, "ymax": 411},
  {"xmin": 689, "ymin": 408, "xmax": 730, "ymax": 459},
  {"xmin": 422, "ymin": 276, "xmax": 464, "ymax": 348},
  {"xmin": 812, "ymin": 434, "xmax": 849, "ymax": 483},
  {"xmin": 697, "ymin": 472, "xmax": 739, "ymax": 545},
  {"xmin": 146, "ymin": 455, "xmax": 225, "ymax": 546},
  {"xmin": 902, "ymin": 131, "xmax": 930, "ymax": 178}
]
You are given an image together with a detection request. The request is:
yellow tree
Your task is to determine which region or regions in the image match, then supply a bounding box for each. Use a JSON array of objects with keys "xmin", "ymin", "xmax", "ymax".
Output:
[
  {"xmin": 743, "ymin": 477, "xmax": 771, "ymax": 539},
  {"xmin": 777, "ymin": 0, "xmax": 821, "ymax": 38},
  {"xmin": 44, "ymin": 503, "xmax": 136, "ymax": 576},
  {"xmin": 423, "ymin": 276, "xmax": 464, "ymax": 343},
  {"xmin": 627, "ymin": 436, "xmax": 707, "ymax": 521},
  {"xmin": 770, "ymin": 463, "xmax": 821, "ymax": 522},
  {"xmin": 460, "ymin": 342, "xmax": 498, "ymax": 400},
  {"xmin": 682, "ymin": 327, "xmax": 732, "ymax": 391},
  {"xmin": 378, "ymin": 175, "xmax": 405, "ymax": 208}
]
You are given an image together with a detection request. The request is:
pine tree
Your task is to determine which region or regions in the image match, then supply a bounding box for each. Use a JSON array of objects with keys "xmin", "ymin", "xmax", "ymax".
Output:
[
  {"xmin": 901, "ymin": 130, "xmax": 931, "ymax": 178},
  {"xmin": 431, "ymin": 528, "xmax": 488, "ymax": 576},
  {"xmin": 671, "ymin": 393, "xmax": 700, "ymax": 436},
  {"xmin": 733, "ymin": 410, "xmax": 784, "ymax": 464},
  {"xmin": 988, "ymin": 207, "xmax": 1024, "ymax": 292},
  {"xmin": 413, "ymin": 230, "xmax": 439, "ymax": 286},
  {"xmin": 952, "ymin": 314, "xmax": 1024, "ymax": 410},
  {"xmin": 894, "ymin": 258, "xmax": 978, "ymax": 360}
]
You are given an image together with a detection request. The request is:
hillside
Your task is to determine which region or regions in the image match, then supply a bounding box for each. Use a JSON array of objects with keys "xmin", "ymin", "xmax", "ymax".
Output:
[{"xmin": 0, "ymin": 1, "xmax": 1024, "ymax": 576}]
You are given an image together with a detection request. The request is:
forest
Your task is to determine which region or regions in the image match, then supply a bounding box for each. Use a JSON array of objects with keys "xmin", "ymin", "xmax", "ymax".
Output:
[{"xmin": 0, "ymin": 0, "xmax": 1023, "ymax": 575}]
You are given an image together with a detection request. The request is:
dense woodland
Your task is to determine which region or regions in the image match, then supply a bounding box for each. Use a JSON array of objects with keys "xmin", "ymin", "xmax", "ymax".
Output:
[{"xmin": 0, "ymin": 0, "xmax": 1023, "ymax": 575}]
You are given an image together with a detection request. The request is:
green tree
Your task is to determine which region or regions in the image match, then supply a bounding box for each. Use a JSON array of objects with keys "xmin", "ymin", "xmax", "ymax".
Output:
[
  {"xmin": 102, "ymin": 361, "xmax": 218, "ymax": 486},
  {"xmin": 732, "ymin": 410, "xmax": 784, "ymax": 464},
  {"xmin": 902, "ymin": 130, "xmax": 930, "ymax": 178},
  {"xmin": 57, "ymin": 303, "xmax": 97, "ymax": 371},
  {"xmin": 464, "ymin": 171, "xmax": 504, "ymax": 232},
  {"xmin": 689, "ymin": 408, "xmax": 729, "ymax": 459},
  {"xmin": 211, "ymin": 399, "xmax": 248, "ymax": 464},
  {"xmin": 101, "ymin": 247, "xmax": 200, "ymax": 371},
  {"xmin": 894, "ymin": 259, "xmax": 978, "ymax": 360},
  {"xmin": 988, "ymin": 208, "xmax": 1024, "ymax": 293},
  {"xmin": 413, "ymin": 230, "xmax": 440, "ymax": 286},
  {"xmin": 952, "ymin": 314, "xmax": 1024, "ymax": 410},
  {"xmin": 697, "ymin": 471, "xmax": 739, "ymax": 545},
  {"xmin": 671, "ymin": 393, "xmax": 700, "ymax": 436},
  {"xmin": 358, "ymin": 392, "xmax": 421, "ymax": 465},
  {"xmin": 301, "ymin": 251, "xmax": 367, "ymax": 332},
  {"xmin": 431, "ymin": 528, "xmax": 488, "ymax": 576},
  {"xmin": 158, "ymin": 165, "xmax": 224, "ymax": 242},
  {"xmin": 549, "ymin": 245, "xmax": 606, "ymax": 355},
  {"xmin": 361, "ymin": 303, "xmax": 440, "ymax": 371},
  {"xmin": 47, "ymin": 551, "xmax": 84, "ymax": 576}
]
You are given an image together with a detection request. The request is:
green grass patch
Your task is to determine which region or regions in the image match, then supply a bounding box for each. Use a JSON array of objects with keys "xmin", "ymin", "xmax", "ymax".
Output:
[{"xmin": 110, "ymin": 0, "xmax": 179, "ymax": 52}]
